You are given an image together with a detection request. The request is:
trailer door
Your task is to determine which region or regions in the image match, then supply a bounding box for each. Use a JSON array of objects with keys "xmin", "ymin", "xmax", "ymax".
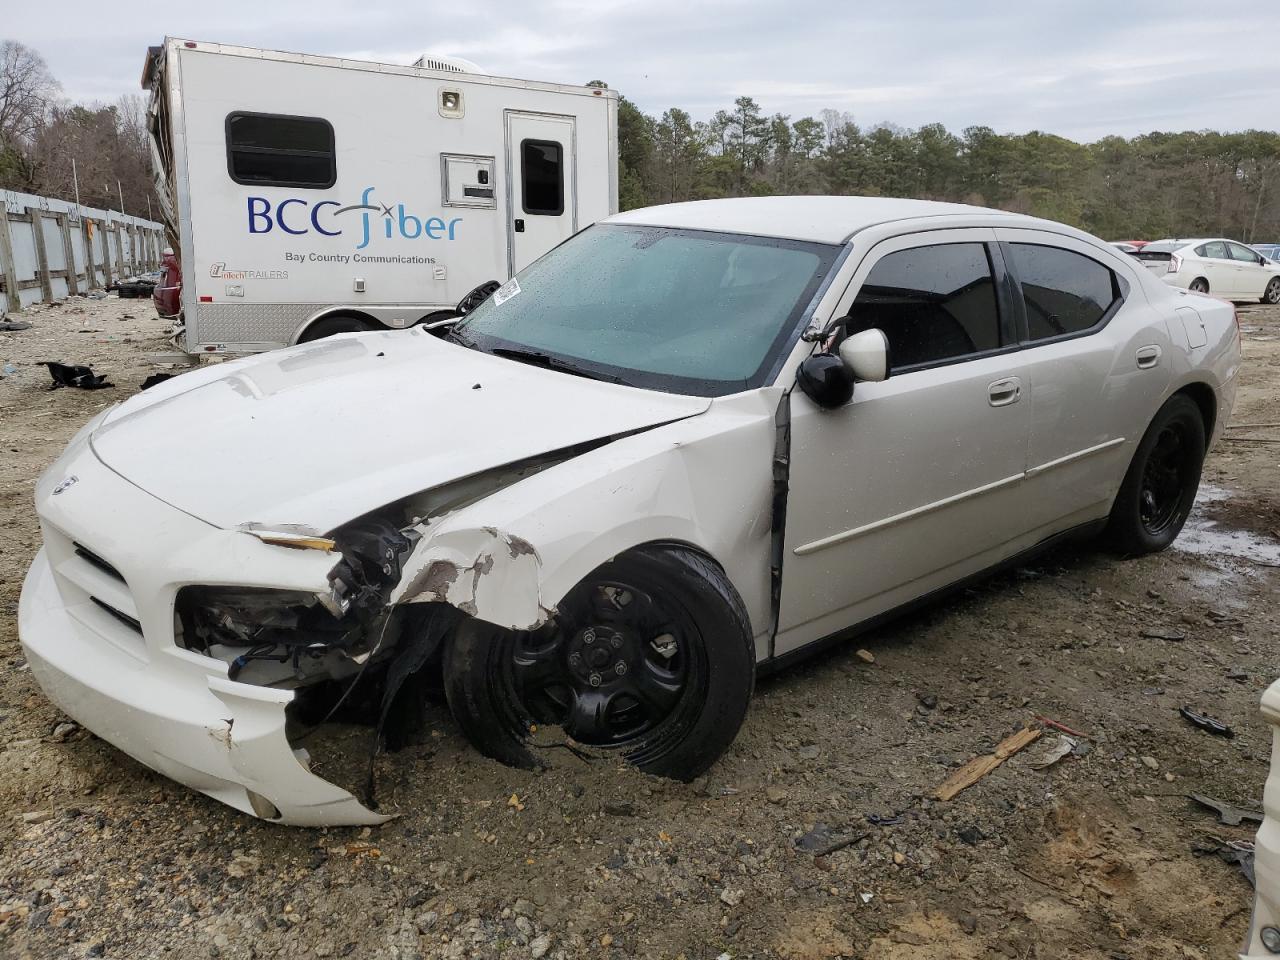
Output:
[{"xmin": 506, "ymin": 112, "xmax": 576, "ymax": 275}]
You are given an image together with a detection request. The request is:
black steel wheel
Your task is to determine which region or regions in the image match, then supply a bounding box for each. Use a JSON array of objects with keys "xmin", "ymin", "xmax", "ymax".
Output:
[
  {"xmin": 443, "ymin": 545, "xmax": 754, "ymax": 780},
  {"xmin": 1264, "ymin": 277, "xmax": 1280, "ymax": 305},
  {"xmin": 1105, "ymin": 394, "xmax": 1205, "ymax": 555},
  {"xmin": 1189, "ymin": 278, "xmax": 1210, "ymax": 294}
]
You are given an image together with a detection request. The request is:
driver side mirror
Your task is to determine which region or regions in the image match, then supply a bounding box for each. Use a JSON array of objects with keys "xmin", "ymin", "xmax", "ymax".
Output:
[{"xmin": 796, "ymin": 327, "xmax": 890, "ymax": 410}]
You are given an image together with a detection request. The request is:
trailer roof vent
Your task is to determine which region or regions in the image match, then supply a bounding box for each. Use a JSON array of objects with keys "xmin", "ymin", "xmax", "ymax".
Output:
[{"xmin": 412, "ymin": 54, "xmax": 483, "ymax": 75}]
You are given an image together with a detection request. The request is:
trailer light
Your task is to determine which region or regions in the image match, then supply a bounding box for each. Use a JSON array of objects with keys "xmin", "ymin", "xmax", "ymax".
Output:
[
  {"xmin": 199, "ymin": 295, "xmax": 213, "ymax": 302},
  {"xmin": 439, "ymin": 89, "xmax": 464, "ymax": 118},
  {"xmin": 184, "ymin": 42, "xmax": 197, "ymax": 49}
]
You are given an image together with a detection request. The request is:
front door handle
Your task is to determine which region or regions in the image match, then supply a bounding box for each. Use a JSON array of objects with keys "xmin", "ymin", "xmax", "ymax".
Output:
[
  {"xmin": 1136, "ymin": 345, "xmax": 1162, "ymax": 369},
  {"xmin": 988, "ymin": 376, "xmax": 1021, "ymax": 407}
]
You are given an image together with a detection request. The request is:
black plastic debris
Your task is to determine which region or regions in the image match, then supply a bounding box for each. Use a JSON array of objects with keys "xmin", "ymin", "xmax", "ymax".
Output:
[
  {"xmin": 140, "ymin": 373, "xmax": 174, "ymax": 390},
  {"xmin": 43, "ymin": 362, "xmax": 113, "ymax": 390},
  {"xmin": 0, "ymin": 320, "xmax": 32, "ymax": 331},
  {"xmin": 794, "ymin": 823, "xmax": 867, "ymax": 857},
  {"xmin": 1193, "ymin": 837, "xmax": 1255, "ymax": 886},
  {"xmin": 1179, "ymin": 706, "xmax": 1234, "ymax": 738},
  {"xmin": 866, "ymin": 813, "xmax": 903, "ymax": 827},
  {"xmin": 1188, "ymin": 793, "xmax": 1263, "ymax": 827}
]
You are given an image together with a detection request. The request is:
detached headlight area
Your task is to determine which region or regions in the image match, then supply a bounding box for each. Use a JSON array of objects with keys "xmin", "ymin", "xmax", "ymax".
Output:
[
  {"xmin": 175, "ymin": 586, "xmax": 372, "ymax": 686},
  {"xmin": 176, "ymin": 517, "xmax": 423, "ymax": 689}
]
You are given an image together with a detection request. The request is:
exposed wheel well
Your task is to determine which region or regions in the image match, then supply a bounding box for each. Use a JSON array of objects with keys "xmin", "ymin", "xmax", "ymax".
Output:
[
  {"xmin": 293, "ymin": 309, "xmax": 381, "ymax": 343},
  {"xmin": 1174, "ymin": 382, "xmax": 1216, "ymax": 439},
  {"xmin": 1189, "ymin": 277, "xmax": 1209, "ymax": 291}
]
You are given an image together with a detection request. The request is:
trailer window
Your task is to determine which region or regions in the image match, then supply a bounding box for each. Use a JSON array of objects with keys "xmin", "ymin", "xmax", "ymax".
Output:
[
  {"xmin": 520, "ymin": 139, "xmax": 563, "ymax": 216},
  {"xmin": 226, "ymin": 112, "xmax": 336, "ymax": 189}
]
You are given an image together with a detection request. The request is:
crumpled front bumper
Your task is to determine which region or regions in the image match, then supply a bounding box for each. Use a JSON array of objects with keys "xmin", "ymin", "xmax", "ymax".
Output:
[
  {"xmin": 1243, "ymin": 680, "xmax": 1280, "ymax": 958},
  {"xmin": 17, "ymin": 440, "xmax": 387, "ymax": 826}
]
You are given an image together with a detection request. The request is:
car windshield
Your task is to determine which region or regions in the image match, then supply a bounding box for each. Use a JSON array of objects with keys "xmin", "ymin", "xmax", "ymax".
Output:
[{"xmin": 453, "ymin": 224, "xmax": 840, "ymax": 396}]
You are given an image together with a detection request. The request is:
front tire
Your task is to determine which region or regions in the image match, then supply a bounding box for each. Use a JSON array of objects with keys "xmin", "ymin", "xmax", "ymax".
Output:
[
  {"xmin": 442, "ymin": 545, "xmax": 755, "ymax": 780},
  {"xmin": 1188, "ymin": 278, "xmax": 1210, "ymax": 294},
  {"xmin": 1263, "ymin": 277, "xmax": 1280, "ymax": 305},
  {"xmin": 1105, "ymin": 395, "xmax": 1205, "ymax": 555},
  {"xmin": 298, "ymin": 314, "xmax": 375, "ymax": 342}
]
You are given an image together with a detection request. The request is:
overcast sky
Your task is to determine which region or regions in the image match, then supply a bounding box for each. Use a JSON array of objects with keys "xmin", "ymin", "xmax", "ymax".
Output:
[{"xmin": 8, "ymin": 1, "xmax": 1275, "ymax": 141}]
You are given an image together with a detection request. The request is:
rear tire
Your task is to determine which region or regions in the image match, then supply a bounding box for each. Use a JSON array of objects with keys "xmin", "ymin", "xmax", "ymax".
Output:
[
  {"xmin": 442, "ymin": 545, "xmax": 755, "ymax": 780},
  {"xmin": 1104, "ymin": 395, "xmax": 1205, "ymax": 555},
  {"xmin": 1188, "ymin": 278, "xmax": 1210, "ymax": 294},
  {"xmin": 1264, "ymin": 277, "xmax": 1280, "ymax": 305},
  {"xmin": 298, "ymin": 314, "xmax": 375, "ymax": 342}
]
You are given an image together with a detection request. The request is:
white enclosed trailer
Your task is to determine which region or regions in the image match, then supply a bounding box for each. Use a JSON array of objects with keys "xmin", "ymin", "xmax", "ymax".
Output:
[{"xmin": 142, "ymin": 39, "xmax": 618, "ymax": 353}]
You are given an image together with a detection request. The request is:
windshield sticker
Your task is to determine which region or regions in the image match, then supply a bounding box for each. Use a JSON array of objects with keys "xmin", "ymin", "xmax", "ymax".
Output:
[{"xmin": 493, "ymin": 278, "xmax": 521, "ymax": 306}]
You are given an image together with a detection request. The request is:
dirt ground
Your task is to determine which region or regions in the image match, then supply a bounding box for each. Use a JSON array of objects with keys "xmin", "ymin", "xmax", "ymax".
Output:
[{"xmin": 1, "ymin": 294, "xmax": 1278, "ymax": 960}]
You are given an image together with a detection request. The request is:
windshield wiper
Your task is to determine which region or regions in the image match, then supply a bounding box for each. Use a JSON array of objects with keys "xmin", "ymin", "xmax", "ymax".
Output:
[
  {"xmin": 490, "ymin": 346, "xmax": 632, "ymax": 386},
  {"xmin": 443, "ymin": 326, "xmax": 478, "ymax": 349}
]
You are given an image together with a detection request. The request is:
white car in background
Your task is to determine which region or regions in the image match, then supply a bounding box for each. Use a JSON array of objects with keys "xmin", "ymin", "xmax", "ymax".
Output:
[
  {"xmin": 1135, "ymin": 238, "xmax": 1280, "ymax": 303},
  {"xmin": 19, "ymin": 196, "xmax": 1240, "ymax": 827}
]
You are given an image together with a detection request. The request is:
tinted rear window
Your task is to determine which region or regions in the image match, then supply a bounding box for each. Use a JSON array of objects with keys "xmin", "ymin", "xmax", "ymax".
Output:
[{"xmin": 1008, "ymin": 243, "xmax": 1120, "ymax": 341}]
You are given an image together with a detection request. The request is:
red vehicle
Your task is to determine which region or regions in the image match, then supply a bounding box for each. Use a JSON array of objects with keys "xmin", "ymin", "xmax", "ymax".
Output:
[{"xmin": 153, "ymin": 249, "xmax": 182, "ymax": 319}]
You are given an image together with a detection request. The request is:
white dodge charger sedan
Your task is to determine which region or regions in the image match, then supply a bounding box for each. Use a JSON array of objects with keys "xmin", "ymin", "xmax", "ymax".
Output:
[
  {"xmin": 19, "ymin": 197, "xmax": 1239, "ymax": 826},
  {"xmin": 1135, "ymin": 237, "xmax": 1280, "ymax": 303}
]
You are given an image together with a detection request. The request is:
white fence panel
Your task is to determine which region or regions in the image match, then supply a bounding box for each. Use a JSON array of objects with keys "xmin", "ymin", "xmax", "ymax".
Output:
[{"xmin": 0, "ymin": 189, "xmax": 164, "ymax": 313}]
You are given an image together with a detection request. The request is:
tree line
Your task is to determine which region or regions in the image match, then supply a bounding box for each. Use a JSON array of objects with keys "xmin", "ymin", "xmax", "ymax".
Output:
[
  {"xmin": 0, "ymin": 41, "xmax": 153, "ymax": 219},
  {"xmin": 603, "ymin": 90, "xmax": 1280, "ymax": 243},
  {"xmin": 3, "ymin": 38, "xmax": 1276, "ymax": 242}
]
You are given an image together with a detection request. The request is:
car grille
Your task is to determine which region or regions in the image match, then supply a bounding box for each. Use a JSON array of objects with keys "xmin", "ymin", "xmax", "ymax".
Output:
[{"xmin": 43, "ymin": 525, "xmax": 148, "ymax": 658}]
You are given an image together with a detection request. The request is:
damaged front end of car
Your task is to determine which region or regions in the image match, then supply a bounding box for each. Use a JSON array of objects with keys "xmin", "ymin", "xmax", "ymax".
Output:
[{"xmin": 167, "ymin": 451, "xmax": 578, "ymax": 824}]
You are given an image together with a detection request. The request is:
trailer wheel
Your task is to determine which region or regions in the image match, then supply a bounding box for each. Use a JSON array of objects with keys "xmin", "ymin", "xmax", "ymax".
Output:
[{"xmin": 298, "ymin": 314, "xmax": 376, "ymax": 342}]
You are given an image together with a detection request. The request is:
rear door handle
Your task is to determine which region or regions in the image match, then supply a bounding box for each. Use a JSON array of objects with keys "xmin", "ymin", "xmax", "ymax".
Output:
[
  {"xmin": 988, "ymin": 376, "xmax": 1022, "ymax": 407},
  {"xmin": 1136, "ymin": 345, "xmax": 1162, "ymax": 369}
]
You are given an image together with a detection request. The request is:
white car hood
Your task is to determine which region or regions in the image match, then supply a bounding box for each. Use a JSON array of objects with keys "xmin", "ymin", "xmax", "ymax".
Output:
[{"xmin": 91, "ymin": 329, "xmax": 710, "ymax": 531}]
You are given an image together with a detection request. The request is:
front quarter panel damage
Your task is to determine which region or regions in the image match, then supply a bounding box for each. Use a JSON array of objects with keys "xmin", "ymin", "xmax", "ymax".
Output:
[
  {"xmin": 391, "ymin": 526, "xmax": 549, "ymax": 630},
  {"xmin": 388, "ymin": 388, "xmax": 781, "ymax": 656}
]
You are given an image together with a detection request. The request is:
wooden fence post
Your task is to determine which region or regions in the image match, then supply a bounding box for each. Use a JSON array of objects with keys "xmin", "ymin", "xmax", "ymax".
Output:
[
  {"xmin": 31, "ymin": 210, "xmax": 54, "ymax": 302},
  {"xmin": 58, "ymin": 213, "xmax": 80, "ymax": 296},
  {"xmin": 0, "ymin": 204, "xmax": 20, "ymax": 313},
  {"xmin": 83, "ymin": 218, "xmax": 97, "ymax": 290}
]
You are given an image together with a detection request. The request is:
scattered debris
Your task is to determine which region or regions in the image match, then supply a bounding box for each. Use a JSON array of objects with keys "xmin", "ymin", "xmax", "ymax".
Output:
[
  {"xmin": 43, "ymin": 361, "xmax": 113, "ymax": 390},
  {"xmin": 1188, "ymin": 793, "xmax": 1263, "ymax": 827},
  {"xmin": 855, "ymin": 648, "xmax": 875, "ymax": 664},
  {"xmin": 794, "ymin": 824, "xmax": 868, "ymax": 857},
  {"xmin": 1140, "ymin": 755, "xmax": 1160, "ymax": 770},
  {"xmin": 1028, "ymin": 734, "xmax": 1077, "ymax": 769},
  {"xmin": 866, "ymin": 813, "xmax": 902, "ymax": 827},
  {"xmin": 140, "ymin": 372, "xmax": 174, "ymax": 390},
  {"xmin": 49, "ymin": 721, "xmax": 77, "ymax": 742},
  {"xmin": 1033, "ymin": 715, "xmax": 1090, "ymax": 739},
  {"xmin": 1194, "ymin": 838, "xmax": 1256, "ymax": 886},
  {"xmin": 0, "ymin": 320, "xmax": 31, "ymax": 331},
  {"xmin": 955, "ymin": 825, "xmax": 984, "ymax": 846},
  {"xmin": 1141, "ymin": 628, "xmax": 1186, "ymax": 641},
  {"xmin": 934, "ymin": 726, "xmax": 1041, "ymax": 800},
  {"xmin": 20, "ymin": 810, "xmax": 54, "ymax": 824},
  {"xmin": 916, "ymin": 693, "xmax": 938, "ymax": 710},
  {"xmin": 1, "ymin": 362, "xmax": 17, "ymax": 378},
  {"xmin": 1179, "ymin": 706, "xmax": 1234, "ymax": 738}
]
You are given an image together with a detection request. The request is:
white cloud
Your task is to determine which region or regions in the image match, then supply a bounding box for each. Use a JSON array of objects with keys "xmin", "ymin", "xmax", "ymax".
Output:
[{"xmin": 8, "ymin": 0, "xmax": 1276, "ymax": 139}]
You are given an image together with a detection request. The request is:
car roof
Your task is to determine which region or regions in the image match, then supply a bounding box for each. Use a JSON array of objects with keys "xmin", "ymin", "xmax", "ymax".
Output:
[{"xmin": 604, "ymin": 196, "xmax": 1026, "ymax": 244}]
